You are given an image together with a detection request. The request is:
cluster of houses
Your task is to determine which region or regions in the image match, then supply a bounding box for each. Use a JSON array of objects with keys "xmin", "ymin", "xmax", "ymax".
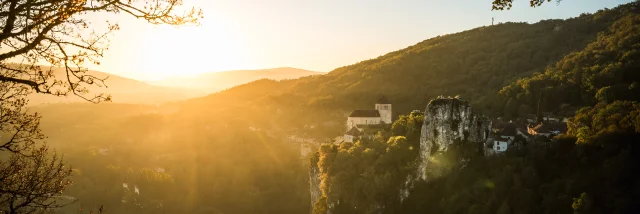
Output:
[{"xmin": 490, "ymin": 113, "xmax": 568, "ymax": 153}]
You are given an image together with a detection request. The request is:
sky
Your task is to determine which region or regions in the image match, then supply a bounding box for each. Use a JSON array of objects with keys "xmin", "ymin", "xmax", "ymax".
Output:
[{"xmin": 85, "ymin": 0, "xmax": 633, "ymax": 81}]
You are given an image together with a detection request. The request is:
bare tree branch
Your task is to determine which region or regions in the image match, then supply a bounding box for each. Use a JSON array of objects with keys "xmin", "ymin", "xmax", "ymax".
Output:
[
  {"xmin": 0, "ymin": 0, "xmax": 202, "ymax": 102},
  {"xmin": 492, "ymin": 0, "xmax": 561, "ymax": 10},
  {"xmin": 0, "ymin": 146, "xmax": 74, "ymax": 214}
]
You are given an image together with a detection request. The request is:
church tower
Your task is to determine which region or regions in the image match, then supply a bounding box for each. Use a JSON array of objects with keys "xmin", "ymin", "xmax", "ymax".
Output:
[{"xmin": 375, "ymin": 96, "xmax": 392, "ymax": 124}]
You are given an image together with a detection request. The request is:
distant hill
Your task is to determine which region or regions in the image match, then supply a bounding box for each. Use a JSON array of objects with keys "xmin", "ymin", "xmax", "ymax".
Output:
[
  {"xmin": 145, "ymin": 67, "xmax": 322, "ymax": 94},
  {"xmin": 27, "ymin": 68, "xmax": 201, "ymax": 105}
]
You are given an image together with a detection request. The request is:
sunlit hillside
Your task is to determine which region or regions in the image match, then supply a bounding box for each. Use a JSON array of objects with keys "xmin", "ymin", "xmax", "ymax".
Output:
[{"xmin": 179, "ymin": 4, "xmax": 631, "ymax": 126}]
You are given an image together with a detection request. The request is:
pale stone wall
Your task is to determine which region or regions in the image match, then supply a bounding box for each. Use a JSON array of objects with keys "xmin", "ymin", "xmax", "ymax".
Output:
[
  {"xmin": 346, "ymin": 117, "xmax": 381, "ymax": 130},
  {"xmin": 493, "ymin": 141, "xmax": 508, "ymax": 152},
  {"xmin": 343, "ymin": 134, "xmax": 354, "ymax": 143},
  {"xmin": 375, "ymin": 104, "xmax": 393, "ymax": 124}
]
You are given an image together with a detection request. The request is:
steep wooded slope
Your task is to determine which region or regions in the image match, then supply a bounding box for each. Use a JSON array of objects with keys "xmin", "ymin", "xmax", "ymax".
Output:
[
  {"xmin": 180, "ymin": 4, "xmax": 634, "ymax": 130},
  {"xmin": 500, "ymin": 5, "xmax": 640, "ymax": 116}
]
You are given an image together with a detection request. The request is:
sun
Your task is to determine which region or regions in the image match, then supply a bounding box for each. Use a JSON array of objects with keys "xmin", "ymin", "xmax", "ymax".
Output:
[
  {"xmin": 94, "ymin": 13, "xmax": 256, "ymax": 81},
  {"xmin": 136, "ymin": 21, "xmax": 254, "ymax": 80}
]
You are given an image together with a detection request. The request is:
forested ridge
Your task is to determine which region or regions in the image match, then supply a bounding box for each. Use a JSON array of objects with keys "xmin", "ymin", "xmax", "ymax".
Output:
[
  {"xmin": 183, "ymin": 2, "xmax": 636, "ymax": 125},
  {"xmin": 501, "ymin": 5, "xmax": 640, "ymax": 116}
]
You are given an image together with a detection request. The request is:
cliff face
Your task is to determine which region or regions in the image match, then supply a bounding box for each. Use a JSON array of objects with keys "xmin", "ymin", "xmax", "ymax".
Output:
[
  {"xmin": 417, "ymin": 98, "xmax": 491, "ymax": 180},
  {"xmin": 309, "ymin": 158, "xmax": 322, "ymax": 214},
  {"xmin": 401, "ymin": 98, "xmax": 491, "ymax": 201}
]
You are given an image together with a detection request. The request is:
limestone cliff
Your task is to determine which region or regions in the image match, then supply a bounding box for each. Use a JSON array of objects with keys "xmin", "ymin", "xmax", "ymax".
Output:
[
  {"xmin": 308, "ymin": 155, "xmax": 322, "ymax": 214},
  {"xmin": 417, "ymin": 98, "xmax": 491, "ymax": 179},
  {"xmin": 401, "ymin": 97, "xmax": 491, "ymax": 200}
]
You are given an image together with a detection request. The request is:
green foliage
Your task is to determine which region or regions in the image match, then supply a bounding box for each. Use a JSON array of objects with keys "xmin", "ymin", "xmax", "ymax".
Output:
[
  {"xmin": 401, "ymin": 133, "xmax": 640, "ymax": 214},
  {"xmin": 299, "ymin": 14, "xmax": 608, "ymax": 117},
  {"xmin": 312, "ymin": 196, "xmax": 328, "ymax": 214},
  {"xmin": 500, "ymin": 6, "xmax": 640, "ymax": 115},
  {"xmin": 568, "ymin": 101, "xmax": 640, "ymax": 144},
  {"xmin": 391, "ymin": 111, "xmax": 424, "ymax": 144},
  {"xmin": 396, "ymin": 6, "xmax": 640, "ymax": 210},
  {"xmin": 313, "ymin": 114, "xmax": 422, "ymax": 213},
  {"xmin": 572, "ymin": 192, "xmax": 592, "ymax": 214}
]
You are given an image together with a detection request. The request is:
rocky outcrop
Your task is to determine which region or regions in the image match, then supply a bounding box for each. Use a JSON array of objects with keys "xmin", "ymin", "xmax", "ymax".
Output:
[
  {"xmin": 401, "ymin": 97, "xmax": 491, "ymax": 200},
  {"xmin": 417, "ymin": 98, "xmax": 491, "ymax": 179}
]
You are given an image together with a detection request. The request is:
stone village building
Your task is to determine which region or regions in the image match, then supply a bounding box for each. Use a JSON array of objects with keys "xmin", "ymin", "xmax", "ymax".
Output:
[
  {"xmin": 346, "ymin": 96, "xmax": 392, "ymax": 131},
  {"xmin": 343, "ymin": 96, "xmax": 393, "ymax": 143},
  {"xmin": 343, "ymin": 127, "xmax": 362, "ymax": 143},
  {"xmin": 493, "ymin": 123, "xmax": 517, "ymax": 152}
]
